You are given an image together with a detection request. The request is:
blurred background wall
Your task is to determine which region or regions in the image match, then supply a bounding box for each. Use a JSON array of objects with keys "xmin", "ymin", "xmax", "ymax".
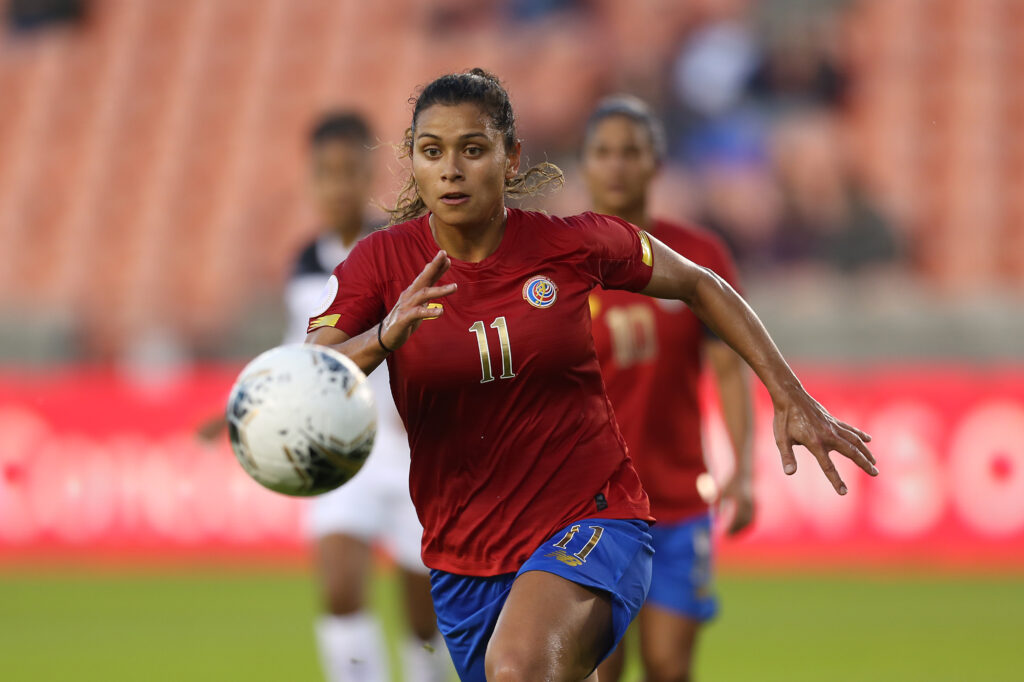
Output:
[
  {"xmin": 1, "ymin": 3, "xmax": 1023, "ymax": 680},
  {"xmin": 1, "ymin": 0, "xmax": 1022, "ymax": 365},
  {"xmin": 1, "ymin": 0, "xmax": 1022, "ymax": 564}
]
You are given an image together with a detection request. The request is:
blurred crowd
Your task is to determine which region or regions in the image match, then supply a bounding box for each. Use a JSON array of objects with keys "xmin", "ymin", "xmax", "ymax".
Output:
[
  {"xmin": 381, "ymin": 0, "xmax": 905, "ymax": 278},
  {"xmin": 4, "ymin": 0, "xmax": 1022, "ymax": 363},
  {"xmin": 525, "ymin": 0, "xmax": 902, "ymax": 278}
]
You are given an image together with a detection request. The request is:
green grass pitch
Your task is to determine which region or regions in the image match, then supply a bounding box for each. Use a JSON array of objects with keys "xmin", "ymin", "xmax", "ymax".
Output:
[{"xmin": 0, "ymin": 565, "xmax": 1020, "ymax": 681}]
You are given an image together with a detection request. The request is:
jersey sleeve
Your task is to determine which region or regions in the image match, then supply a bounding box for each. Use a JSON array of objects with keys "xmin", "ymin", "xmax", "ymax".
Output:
[
  {"xmin": 572, "ymin": 212, "xmax": 654, "ymax": 292},
  {"xmin": 306, "ymin": 237, "xmax": 387, "ymax": 337}
]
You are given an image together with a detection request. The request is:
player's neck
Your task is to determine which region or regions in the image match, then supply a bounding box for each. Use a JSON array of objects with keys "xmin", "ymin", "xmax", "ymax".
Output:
[{"xmin": 429, "ymin": 207, "xmax": 507, "ymax": 263}]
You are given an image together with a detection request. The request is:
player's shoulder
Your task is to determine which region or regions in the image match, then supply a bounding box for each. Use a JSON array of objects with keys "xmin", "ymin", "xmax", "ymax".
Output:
[
  {"xmin": 562, "ymin": 210, "xmax": 633, "ymax": 232},
  {"xmin": 511, "ymin": 208, "xmax": 624, "ymax": 230},
  {"xmin": 351, "ymin": 217, "xmax": 427, "ymax": 256},
  {"xmin": 367, "ymin": 216, "xmax": 426, "ymax": 243},
  {"xmin": 512, "ymin": 208, "xmax": 633, "ymax": 247}
]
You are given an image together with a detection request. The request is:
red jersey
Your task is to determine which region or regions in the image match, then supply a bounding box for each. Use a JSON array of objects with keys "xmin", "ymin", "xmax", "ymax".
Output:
[
  {"xmin": 311, "ymin": 209, "xmax": 654, "ymax": 575},
  {"xmin": 589, "ymin": 219, "xmax": 741, "ymax": 523}
]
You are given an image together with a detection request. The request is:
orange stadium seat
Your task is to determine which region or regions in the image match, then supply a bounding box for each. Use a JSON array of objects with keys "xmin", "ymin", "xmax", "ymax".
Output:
[{"xmin": 1, "ymin": 0, "xmax": 1022, "ymax": 357}]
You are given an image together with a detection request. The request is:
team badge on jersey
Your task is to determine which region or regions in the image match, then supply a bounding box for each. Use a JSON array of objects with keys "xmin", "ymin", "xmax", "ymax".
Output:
[{"xmin": 522, "ymin": 275, "xmax": 558, "ymax": 309}]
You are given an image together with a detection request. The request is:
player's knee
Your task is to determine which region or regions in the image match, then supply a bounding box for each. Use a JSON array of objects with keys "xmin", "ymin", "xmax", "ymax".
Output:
[
  {"xmin": 484, "ymin": 655, "xmax": 545, "ymax": 682},
  {"xmin": 645, "ymin": 654, "xmax": 693, "ymax": 682},
  {"xmin": 647, "ymin": 671, "xmax": 691, "ymax": 682},
  {"xmin": 485, "ymin": 639, "xmax": 545, "ymax": 682},
  {"xmin": 321, "ymin": 578, "xmax": 365, "ymax": 616},
  {"xmin": 408, "ymin": 616, "xmax": 437, "ymax": 642},
  {"xmin": 485, "ymin": 640, "xmax": 584, "ymax": 682}
]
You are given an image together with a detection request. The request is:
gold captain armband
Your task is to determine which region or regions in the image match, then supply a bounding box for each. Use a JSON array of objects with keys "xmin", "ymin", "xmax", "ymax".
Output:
[
  {"xmin": 639, "ymin": 230, "xmax": 653, "ymax": 267},
  {"xmin": 308, "ymin": 314, "xmax": 340, "ymax": 332}
]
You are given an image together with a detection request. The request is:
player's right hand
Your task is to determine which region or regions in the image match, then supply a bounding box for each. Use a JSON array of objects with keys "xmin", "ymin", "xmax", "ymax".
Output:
[{"xmin": 379, "ymin": 251, "xmax": 457, "ymax": 351}]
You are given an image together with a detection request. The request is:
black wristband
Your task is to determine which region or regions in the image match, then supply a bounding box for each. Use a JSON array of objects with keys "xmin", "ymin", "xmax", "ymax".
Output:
[{"xmin": 377, "ymin": 321, "xmax": 396, "ymax": 354}]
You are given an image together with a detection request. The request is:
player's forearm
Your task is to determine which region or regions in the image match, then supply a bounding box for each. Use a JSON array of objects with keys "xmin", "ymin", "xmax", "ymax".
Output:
[
  {"xmin": 643, "ymin": 237, "xmax": 801, "ymax": 404},
  {"xmin": 687, "ymin": 270, "xmax": 802, "ymax": 405},
  {"xmin": 305, "ymin": 326, "xmax": 389, "ymax": 376}
]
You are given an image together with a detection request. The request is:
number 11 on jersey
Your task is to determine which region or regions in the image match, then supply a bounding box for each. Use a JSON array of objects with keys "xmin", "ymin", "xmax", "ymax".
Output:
[{"xmin": 469, "ymin": 316, "xmax": 516, "ymax": 383}]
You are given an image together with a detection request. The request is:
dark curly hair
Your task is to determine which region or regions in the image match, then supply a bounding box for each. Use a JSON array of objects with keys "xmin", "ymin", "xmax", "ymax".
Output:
[{"xmin": 387, "ymin": 68, "xmax": 563, "ymax": 224}]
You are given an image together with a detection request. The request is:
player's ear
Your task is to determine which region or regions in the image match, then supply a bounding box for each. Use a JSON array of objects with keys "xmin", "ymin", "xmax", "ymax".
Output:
[{"xmin": 505, "ymin": 141, "xmax": 521, "ymax": 180}]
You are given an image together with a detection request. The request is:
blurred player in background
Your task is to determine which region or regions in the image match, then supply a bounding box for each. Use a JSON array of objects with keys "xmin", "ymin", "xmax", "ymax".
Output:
[
  {"xmin": 306, "ymin": 69, "xmax": 875, "ymax": 682},
  {"xmin": 284, "ymin": 112, "xmax": 449, "ymax": 682},
  {"xmin": 581, "ymin": 95, "xmax": 755, "ymax": 682}
]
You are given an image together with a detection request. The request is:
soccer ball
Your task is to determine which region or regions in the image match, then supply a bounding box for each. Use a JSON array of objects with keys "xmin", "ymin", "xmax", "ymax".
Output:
[{"xmin": 226, "ymin": 344, "xmax": 376, "ymax": 496}]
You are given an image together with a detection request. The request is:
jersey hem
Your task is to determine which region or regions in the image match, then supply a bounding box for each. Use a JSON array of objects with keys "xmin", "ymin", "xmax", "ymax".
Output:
[{"xmin": 421, "ymin": 507, "xmax": 654, "ymax": 576}]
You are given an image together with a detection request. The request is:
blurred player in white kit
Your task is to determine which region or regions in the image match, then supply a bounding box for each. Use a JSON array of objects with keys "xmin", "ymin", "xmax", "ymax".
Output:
[{"xmin": 286, "ymin": 112, "xmax": 450, "ymax": 682}]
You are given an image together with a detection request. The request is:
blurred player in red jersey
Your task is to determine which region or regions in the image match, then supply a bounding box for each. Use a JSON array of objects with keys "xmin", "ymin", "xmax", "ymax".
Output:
[
  {"xmin": 305, "ymin": 69, "xmax": 877, "ymax": 682},
  {"xmin": 581, "ymin": 95, "xmax": 754, "ymax": 682}
]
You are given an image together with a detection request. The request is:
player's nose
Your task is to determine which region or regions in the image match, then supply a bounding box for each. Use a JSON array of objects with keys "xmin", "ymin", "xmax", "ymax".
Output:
[{"xmin": 440, "ymin": 157, "xmax": 464, "ymax": 182}]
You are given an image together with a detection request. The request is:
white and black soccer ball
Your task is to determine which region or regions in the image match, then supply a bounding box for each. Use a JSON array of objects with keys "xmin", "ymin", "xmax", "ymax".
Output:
[{"xmin": 226, "ymin": 344, "xmax": 376, "ymax": 496}]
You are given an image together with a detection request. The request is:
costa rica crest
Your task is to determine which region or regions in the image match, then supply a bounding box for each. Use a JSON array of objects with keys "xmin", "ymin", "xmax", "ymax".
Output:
[{"xmin": 522, "ymin": 275, "xmax": 558, "ymax": 309}]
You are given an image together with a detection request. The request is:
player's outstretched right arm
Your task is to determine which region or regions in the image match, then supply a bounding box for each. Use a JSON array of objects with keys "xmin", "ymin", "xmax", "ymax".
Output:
[{"xmin": 306, "ymin": 250, "xmax": 457, "ymax": 375}]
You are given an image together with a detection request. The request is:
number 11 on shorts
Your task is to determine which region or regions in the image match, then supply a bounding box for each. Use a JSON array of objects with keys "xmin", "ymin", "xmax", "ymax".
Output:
[{"xmin": 552, "ymin": 524, "xmax": 605, "ymax": 563}]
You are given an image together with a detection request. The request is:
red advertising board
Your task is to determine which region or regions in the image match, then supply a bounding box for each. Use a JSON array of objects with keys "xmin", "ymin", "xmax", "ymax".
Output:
[{"xmin": 0, "ymin": 365, "xmax": 1022, "ymax": 568}]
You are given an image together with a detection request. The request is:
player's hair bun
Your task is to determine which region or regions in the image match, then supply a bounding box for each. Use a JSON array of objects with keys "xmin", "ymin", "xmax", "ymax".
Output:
[{"xmin": 467, "ymin": 67, "xmax": 501, "ymax": 84}]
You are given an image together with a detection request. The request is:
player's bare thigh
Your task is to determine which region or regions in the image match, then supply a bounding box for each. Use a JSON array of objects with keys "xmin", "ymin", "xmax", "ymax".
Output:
[{"xmin": 485, "ymin": 570, "xmax": 614, "ymax": 682}]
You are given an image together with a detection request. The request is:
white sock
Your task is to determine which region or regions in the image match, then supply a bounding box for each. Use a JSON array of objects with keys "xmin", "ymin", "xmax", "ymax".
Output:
[
  {"xmin": 402, "ymin": 631, "xmax": 453, "ymax": 682},
  {"xmin": 315, "ymin": 612, "xmax": 388, "ymax": 682}
]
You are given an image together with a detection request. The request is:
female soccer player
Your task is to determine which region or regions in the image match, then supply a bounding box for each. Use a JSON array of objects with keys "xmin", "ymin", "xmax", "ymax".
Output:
[
  {"xmin": 581, "ymin": 95, "xmax": 753, "ymax": 682},
  {"xmin": 306, "ymin": 69, "xmax": 876, "ymax": 682}
]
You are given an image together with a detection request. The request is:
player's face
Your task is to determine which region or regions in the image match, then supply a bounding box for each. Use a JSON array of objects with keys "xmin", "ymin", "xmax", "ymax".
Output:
[
  {"xmin": 581, "ymin": 116, "xmax": 658, "ymax": 215},
  {"xmin": 310, "ymin": 139, "xmax": 373, "ymax": 230},
  {"xmin": 411, "ymin": 102, "xmax": 520, "ymax": 232}
]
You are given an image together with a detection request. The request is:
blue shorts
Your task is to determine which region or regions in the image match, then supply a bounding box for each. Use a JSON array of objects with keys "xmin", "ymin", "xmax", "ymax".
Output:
[
  {"xmin": 429, "ymin": 518, "xmax": 654, "ymax": 682},
  {"xmin": 646, "ymin": 512, "xmax": 718, "ymax": 621}
]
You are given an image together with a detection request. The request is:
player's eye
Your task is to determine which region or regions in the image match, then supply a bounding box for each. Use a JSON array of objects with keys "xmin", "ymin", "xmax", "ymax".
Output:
[
  {"xmin": 464, "ymin": 146, "xmax": 483, "ymax": 157},
  {"xmin": 421, "ymin": 146, "xmax": 442, "ymax": 158}
]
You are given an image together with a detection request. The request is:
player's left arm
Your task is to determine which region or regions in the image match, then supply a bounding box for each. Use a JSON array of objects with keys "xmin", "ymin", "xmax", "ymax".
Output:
[
  {"xmin": 704, "ymin": 338, "xmax": 755, "ymax": 534},
  {"xmin": 641, "ymin": 234, "xmax": 877, "ymax": 495},
  {"xmin": 305, "ymin": 250, "xmax": 456, "ymax": 375}
]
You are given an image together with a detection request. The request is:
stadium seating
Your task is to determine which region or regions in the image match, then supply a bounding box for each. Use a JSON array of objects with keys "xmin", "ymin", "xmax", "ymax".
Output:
[{"xmin": 0, "ymin": 0, "xmax": 1020, "ymax": 358}]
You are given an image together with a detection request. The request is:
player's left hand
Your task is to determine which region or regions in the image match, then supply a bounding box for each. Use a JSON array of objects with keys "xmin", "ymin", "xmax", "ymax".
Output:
[
  {"xmin": 772, "ymin": 388, "xmax": 877, "ymax": 495},
  {"xmin": 718, "ymin": 473, "xmax": 755, "ymax": 535},
  {"xmin": 380, "ymin": 250, "xmax": 457, "ymax": 351}
]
